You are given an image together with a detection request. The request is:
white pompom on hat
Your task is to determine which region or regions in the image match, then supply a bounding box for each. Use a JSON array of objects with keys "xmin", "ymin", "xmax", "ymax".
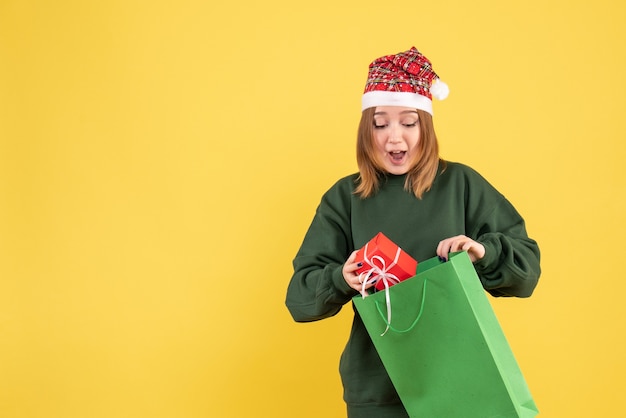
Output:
[{"xmin": 361, "ymin": 47, "xmax": 449, "ymax": 115}]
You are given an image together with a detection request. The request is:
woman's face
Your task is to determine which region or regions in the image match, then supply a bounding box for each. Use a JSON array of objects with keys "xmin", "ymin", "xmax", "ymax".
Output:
[{"xmin": 372, "ymin": 106, "xmax": 421, "ymax": 175}]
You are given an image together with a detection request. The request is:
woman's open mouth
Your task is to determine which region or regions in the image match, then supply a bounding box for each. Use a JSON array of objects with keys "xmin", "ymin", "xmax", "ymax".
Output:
[{"xmin": 389, "ymin": 151, "xmax": 407, "ymax": 164}]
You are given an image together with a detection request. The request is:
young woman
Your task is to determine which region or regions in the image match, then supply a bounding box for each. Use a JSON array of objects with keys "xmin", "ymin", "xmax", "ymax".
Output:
[{"xmin": 285, "ymin": 47, "xmax": 540, "ymax": 418}]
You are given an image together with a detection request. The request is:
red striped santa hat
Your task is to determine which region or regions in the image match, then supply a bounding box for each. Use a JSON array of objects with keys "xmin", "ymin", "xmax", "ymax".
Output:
[{"xmin": 361, "ymin": 47, "xmax": 449, "ymax": 115}]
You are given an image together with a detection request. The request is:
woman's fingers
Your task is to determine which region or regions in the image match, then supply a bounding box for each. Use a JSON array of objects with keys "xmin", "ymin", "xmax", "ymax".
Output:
[{"xmin": 437, "ymin": 235, "xmax": 485, "ymax": 262}]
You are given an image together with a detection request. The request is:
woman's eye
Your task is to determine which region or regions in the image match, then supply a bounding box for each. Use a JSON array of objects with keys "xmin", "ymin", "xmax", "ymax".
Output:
[
  {"xmin": 373, "ymin": 124, "xmax": 387, "ymax": 129},
  {"xmin": 403, "ymin": 122, "xmax": 417, "ymax": 127}
]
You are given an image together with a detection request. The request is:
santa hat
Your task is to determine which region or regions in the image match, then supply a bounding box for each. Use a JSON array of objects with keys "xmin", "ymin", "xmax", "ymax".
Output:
[{"xmin": 361, "ymin": 47, "xmax": 449, "ymax": 115}]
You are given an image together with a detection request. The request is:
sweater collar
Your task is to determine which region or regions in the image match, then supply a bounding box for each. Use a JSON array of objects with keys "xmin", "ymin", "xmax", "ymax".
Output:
[{"xmin": 380, "ymin": 173, "xmax": 408, "ymax": 187}]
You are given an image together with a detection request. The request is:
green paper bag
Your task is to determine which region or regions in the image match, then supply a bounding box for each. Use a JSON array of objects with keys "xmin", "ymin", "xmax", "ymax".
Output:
[{"xmin": 353, "ymin": 252, "xmax": 538, "ymax": 418}]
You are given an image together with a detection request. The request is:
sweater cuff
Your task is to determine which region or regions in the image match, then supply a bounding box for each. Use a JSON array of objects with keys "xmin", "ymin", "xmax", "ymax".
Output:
[
  {"xmin": 473, "ymin": 240, "xmax": 498, "ymax": 272},
  {"xmin": 332, "ymin": 266, "xmax": 359, "ymax": 297}
]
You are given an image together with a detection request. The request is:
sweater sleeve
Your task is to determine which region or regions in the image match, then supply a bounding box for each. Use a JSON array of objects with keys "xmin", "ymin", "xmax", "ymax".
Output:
[
  {"xmin": 285, "ymin": 178, "xmax": 359, "ymax": 322},
  {"xmin": 469, "ymin": 195, "xmax": 541, "ymax": 298}
]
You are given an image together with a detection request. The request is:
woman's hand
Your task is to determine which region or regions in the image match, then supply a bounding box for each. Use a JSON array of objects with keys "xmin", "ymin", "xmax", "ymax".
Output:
[
  {"xmin": 342, "ymin": 251, "xmax": 374, "ymax": 296},
  {"xmin": 437, "ymin": 235, "xmax": 486, "ymax": 263}
]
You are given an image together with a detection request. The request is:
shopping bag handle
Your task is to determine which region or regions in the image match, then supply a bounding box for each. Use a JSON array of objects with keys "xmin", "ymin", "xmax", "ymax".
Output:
[{"xmin": 374, "ymin": 279, "xmax": 427, "ymax": 334}]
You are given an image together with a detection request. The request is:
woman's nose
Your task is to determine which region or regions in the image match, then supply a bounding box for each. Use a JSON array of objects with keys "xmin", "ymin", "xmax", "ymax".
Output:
[{"xmin": 388, "ymin": 130, "xmax": 402, "ymax": 143}]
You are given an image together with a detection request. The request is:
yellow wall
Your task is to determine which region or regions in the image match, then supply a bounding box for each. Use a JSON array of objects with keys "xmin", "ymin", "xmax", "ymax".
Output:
[{"xmin": 1, "ymin": 0, "xmax": 625, "ymax": 416}]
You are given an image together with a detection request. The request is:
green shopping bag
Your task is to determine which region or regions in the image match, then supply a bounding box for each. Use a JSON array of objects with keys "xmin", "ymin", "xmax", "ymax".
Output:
[{"xmin": 353, "ymin": 252, "xmax": 538, "ymax": 418}]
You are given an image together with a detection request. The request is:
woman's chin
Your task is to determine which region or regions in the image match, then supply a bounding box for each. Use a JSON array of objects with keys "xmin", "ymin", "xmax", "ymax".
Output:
[{"xmin": 383, "ymin": 164, "xmax": 410, "ymax": 175}]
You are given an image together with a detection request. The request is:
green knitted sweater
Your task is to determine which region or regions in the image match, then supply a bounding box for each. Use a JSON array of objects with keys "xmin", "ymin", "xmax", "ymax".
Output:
[{"xmin": 286, "ymin": 161, "xmax": 540, "ymax": 417}]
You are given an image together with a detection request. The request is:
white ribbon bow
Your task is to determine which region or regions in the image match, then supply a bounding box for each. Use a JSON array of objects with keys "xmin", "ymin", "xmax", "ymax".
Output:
[{"xmin": 358, "ymin": 243, "xmax": 402, "ymax": 336}]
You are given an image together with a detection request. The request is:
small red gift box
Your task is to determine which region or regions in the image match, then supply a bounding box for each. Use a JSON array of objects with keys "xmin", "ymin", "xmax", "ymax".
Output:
[{"xmin": 355, "ymin": 232, "xmax": 418, "ymax": 291}]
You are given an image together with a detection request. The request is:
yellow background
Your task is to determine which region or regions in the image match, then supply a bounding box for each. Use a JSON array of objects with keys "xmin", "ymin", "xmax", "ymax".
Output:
[{"xmin": 1, "ymin": 0, "xmax": 625, "ymax": 417}]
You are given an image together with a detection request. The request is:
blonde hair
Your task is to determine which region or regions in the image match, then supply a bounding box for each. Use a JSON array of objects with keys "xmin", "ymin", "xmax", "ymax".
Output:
[{"xmin": 354, "ymin": 107, "xmax": 444, "ymax": 199}]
